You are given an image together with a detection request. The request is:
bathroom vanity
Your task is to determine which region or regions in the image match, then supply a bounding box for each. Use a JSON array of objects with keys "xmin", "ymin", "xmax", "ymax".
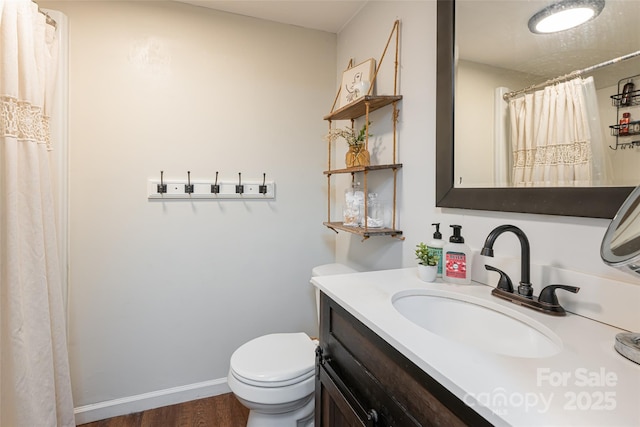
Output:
[
  {"xmin": 312, "ymin": 268, "xmax": 640, "ymax": 426},
  {"xmin": 316, "ymin": 292, "xmax": 490, "ymax": 426}
]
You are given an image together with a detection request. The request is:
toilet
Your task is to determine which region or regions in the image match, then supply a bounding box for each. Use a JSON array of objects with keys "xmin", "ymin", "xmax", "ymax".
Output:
[{"xmin": 227, "ymin": 263, "xmax": 357, "ymax": 427}]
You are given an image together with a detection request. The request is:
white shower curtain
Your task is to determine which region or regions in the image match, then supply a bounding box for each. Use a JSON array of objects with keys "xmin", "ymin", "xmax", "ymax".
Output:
[
  {"xmin": 0, "ymin": 1, "xmax": 75, "ymax": 426},
  {"xmin": 509, "ymin": 77, "xmax": 598, "ymax": 187}
]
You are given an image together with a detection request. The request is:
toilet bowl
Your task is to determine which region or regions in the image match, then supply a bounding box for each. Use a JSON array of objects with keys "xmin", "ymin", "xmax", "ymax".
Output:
[
  {"xmin": 228, "ymin": 333, "xmax": 317, "ymax": 427},
  {"xmin": 227, "ymin": 263, "xmax": 357, "ymax": 427}
]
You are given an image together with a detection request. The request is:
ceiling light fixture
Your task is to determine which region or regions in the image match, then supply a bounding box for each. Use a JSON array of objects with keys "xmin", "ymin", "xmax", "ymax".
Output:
[{"xmin": 528, "ymin": 0, "xmax": 605, "ymax": 34}]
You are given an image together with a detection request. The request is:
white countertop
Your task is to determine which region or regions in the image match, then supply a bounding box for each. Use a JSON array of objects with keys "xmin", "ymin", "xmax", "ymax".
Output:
[{"xmin": 312, "ymin": 267, "xmax": 640, "ymax": 427}]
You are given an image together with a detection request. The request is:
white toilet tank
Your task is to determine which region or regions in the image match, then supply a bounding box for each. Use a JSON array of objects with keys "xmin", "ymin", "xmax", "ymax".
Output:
[
  {"xmin": 311, "ymin": 263, "xmax": 357, "ymax": 277},
  {"xmin": 311, "ymin": 263, "xmax": 357, "ymax": 321}
]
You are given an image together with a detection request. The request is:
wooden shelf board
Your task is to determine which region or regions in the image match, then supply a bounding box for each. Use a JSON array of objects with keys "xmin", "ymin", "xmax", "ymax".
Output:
[
  {"xmin": 324, "ymin": 222, "xmax": 403, "ymax": 238},
  {"xmin": 324, "ymin": 163, "xmax": 403, "ymax": 175},
  {"xmin": 324, "ymin": 95, "xmax": 403, "ymax": 121}
]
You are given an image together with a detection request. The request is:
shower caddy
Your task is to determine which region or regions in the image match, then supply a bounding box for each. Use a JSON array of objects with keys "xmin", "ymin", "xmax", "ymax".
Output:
[
  {"xmin": 323, "ymin": 20, "xmax": 403, "ymax": 241},
  {"xmin": 609, "ymin": 73, "xmax": 640, "ymax": 150}
]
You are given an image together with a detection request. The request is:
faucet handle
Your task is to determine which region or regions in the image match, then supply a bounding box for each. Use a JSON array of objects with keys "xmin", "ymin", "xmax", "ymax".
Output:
[
  {"xmin": 539, "ymin": 284, "xmax": 580, "ymax": 306},
  {"xmin": 485, "ymin": 264, "xmax": 514, "ymax": 293}
]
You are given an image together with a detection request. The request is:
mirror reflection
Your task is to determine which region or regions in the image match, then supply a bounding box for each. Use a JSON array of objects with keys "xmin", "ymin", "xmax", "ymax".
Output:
[{"xmin": 455, "ymin": 0, "xmax": 640, "ymax": 189}]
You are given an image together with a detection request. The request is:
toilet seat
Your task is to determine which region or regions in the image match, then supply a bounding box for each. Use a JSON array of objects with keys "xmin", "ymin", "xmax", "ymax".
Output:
[
  {"xmin": 227, "ymin": 265, "xmax": 354, "ymax": 426},
  {"xmin": 230, "ymin": 333, "xmax": 317, "ymax": 388}
]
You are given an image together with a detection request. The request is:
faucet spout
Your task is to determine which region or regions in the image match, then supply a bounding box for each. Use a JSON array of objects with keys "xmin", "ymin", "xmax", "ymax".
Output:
[{"xmin": 481, "ymin": 225, "xmax": 532, "ymax": 297}]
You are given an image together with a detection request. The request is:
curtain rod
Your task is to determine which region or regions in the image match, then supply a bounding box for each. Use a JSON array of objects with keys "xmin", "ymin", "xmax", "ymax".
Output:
[
  {"xmin": 44, "ymin": 13, "xmax": 57, "ymax": 29},
  {"xmin": 37, "ymin": 5, "xmax": 57, "ymax": 29},
  {"xmin": 503, "ymin": 49, "xmax": 640, "ymax": 101}
]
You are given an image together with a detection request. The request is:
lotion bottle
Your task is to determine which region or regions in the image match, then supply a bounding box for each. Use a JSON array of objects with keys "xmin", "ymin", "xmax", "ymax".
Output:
[
  {"xmin": 444, "ymin": 224, "xmax": 472, "ymax": 285},
  {"xmin": 427, "ymin": 223, "xmax": 445, "ymax": 277}
]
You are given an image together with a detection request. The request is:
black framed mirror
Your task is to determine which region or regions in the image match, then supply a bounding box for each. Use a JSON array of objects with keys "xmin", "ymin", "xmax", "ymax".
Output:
[{"xmin": 435, "ymin": 0, "xmax": 634, "ymax": 219}]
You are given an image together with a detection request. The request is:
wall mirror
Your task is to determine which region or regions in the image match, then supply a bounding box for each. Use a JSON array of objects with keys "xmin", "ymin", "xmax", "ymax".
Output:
[{"xmin": 436, "ymin": 0, "xmax": 636, "ymax": 218}]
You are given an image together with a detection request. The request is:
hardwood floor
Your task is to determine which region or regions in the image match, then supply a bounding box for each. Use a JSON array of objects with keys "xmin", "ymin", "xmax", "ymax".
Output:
[{"xmin": 77, "ymin": 393, "xmax": 249, "ymax": 427}]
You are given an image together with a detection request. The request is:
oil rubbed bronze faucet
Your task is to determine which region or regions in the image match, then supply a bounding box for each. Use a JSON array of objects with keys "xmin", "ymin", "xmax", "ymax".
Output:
[
  {"xmin": 481, "ymin": 225, "xmax": 533, "ymax": 297},
  {"xmin": 481, "ymin": 225, "xmax": 580, "ymax": 316}
]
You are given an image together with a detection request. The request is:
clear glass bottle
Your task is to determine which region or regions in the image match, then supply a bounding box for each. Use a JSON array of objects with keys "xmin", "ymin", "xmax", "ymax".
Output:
[{"xmin": 343, "ymin": 182, "xmax": 364, "ymax": 227}]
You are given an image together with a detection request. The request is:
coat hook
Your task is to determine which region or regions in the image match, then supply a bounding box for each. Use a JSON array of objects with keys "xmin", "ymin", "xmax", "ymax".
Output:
[
  {"xmin": 185, "ymin": 171, "xmax": 194, "ymax": 194},
  {"xmin": 157, "ymin": 170, "xmax": 167, "ymax": 194},
  {"xmin": 236, "ymin": 172, "xmax": 244, "ymax": 194},
  {"xmin": 211, "ymin": 171, "xmax": 220, "ymax": 194},
  {"xmin": 259, "ymin": 173, "xmax": 267, "ymax": 194}
]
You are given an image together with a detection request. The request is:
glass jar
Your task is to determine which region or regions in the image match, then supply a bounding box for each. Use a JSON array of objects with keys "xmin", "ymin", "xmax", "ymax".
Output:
[
  {"xmin": 365, "ymin": 193, "xmax": 384, "ymax": 228},
  {"xmin": 343, "ymin": 182, "xmax": 364, "ymax": 227}
]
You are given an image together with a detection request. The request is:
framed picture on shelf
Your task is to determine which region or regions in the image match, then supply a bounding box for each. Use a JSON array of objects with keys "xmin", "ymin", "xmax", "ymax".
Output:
[{"xmin": 339, "ymin": 58, "xmax": 375, "ymax": 108}]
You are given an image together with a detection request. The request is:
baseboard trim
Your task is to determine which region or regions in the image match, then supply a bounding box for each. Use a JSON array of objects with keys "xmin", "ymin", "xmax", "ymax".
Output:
[{"xmin": 74, "ymin": 378, "xmax": 231, "ymax": 425}]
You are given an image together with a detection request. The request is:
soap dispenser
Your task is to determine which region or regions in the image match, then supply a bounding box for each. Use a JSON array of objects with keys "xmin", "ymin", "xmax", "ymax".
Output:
[
  {"xmin": 444, "ymin": 224, "xmax": 472, "ymax": 285},
  {"xmin": 427, "ymin": 223, "xmax": 445, "ymax": 277}
]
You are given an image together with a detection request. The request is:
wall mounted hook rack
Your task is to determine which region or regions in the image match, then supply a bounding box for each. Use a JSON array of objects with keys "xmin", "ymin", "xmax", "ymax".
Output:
[{"xmin": 148, "ymin": 173, "xmax": 275, "ymax": 200}]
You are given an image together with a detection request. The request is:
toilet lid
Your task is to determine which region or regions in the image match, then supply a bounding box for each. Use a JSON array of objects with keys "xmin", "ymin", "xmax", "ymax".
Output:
[{"xmin": 230, "ymin": 333, "xmax": 316, "ymax": 386}]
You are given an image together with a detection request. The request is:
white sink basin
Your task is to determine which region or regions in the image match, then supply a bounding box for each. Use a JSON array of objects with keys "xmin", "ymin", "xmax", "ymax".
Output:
[{"xmin": 392, "ymin": 290, "xmax": 562, "ymax": 358}]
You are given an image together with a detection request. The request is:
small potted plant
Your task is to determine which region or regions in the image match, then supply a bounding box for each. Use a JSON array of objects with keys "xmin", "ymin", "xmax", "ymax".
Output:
[
  {"xmin": 415, "ymin": 242, "xmax": 438, "ymax": 282},
  {"xmin": 325, "ymin": 122, "xmax": 372, "ymax": 168}
]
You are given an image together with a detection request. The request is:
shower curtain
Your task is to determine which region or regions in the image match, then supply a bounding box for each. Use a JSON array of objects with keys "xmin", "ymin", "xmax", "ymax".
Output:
[
  {"xmin": 509, "ymin": 77, "xmax": 605, "ymax": 187},
  {"xmin": 0, "ymin": 1, "xmax": 75, "ymax": 426}
]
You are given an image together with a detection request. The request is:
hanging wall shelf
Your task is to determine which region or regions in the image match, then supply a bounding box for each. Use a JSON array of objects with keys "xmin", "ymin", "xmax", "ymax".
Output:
[
  {"xmin": 324, "ymin": 95, "xmax": 403, "ymax": 121},
  {"xmin": 323, "ymin": 20, "xmax": 403, "ymax": 241}
]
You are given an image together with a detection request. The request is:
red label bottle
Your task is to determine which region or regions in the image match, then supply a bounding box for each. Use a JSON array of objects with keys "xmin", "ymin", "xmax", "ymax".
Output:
[{"xmin": 620, "ymin": 112, "xmax": 631, "ymax": 136}]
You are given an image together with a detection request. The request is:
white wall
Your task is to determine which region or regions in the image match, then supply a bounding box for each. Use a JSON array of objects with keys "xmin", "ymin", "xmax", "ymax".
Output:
[
  {"xmin": 334, "ymin": 1, "xmax": 435, "ymax": 271},
  {"xmin": 335, "ymin": 2, "xmax": 639, "ymax": 316},
  {"xmin": 455, "ymin": 60, "xmax": 533, "ymax": 187},
  {"xmin": 42, "ymin": 0, "xmax": 336, "ymax": 416}
]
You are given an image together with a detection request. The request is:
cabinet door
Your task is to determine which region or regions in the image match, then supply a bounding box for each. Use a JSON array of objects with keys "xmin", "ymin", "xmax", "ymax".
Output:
[{"xmin": 316, "ymin": 364, "xmax": 376, "ymax": 427}]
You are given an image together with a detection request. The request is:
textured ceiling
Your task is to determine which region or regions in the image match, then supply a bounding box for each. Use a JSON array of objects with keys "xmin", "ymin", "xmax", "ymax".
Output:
[
  {"xmin": 457, "ymin": 0, "xmax": 640, "ymax": 87},
  {"xmin": 174, "ymin": 0, "xmax": 367, "ymax": 33},
  {"xmin": 175, "ymin": 0, "xmax": 639, "ymax": 88}
]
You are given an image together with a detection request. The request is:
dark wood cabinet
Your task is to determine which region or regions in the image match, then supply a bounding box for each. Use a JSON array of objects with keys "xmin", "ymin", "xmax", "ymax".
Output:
[{"xmin": 315, "ymin": 293, "xmax": 492, "ymax": 427}]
